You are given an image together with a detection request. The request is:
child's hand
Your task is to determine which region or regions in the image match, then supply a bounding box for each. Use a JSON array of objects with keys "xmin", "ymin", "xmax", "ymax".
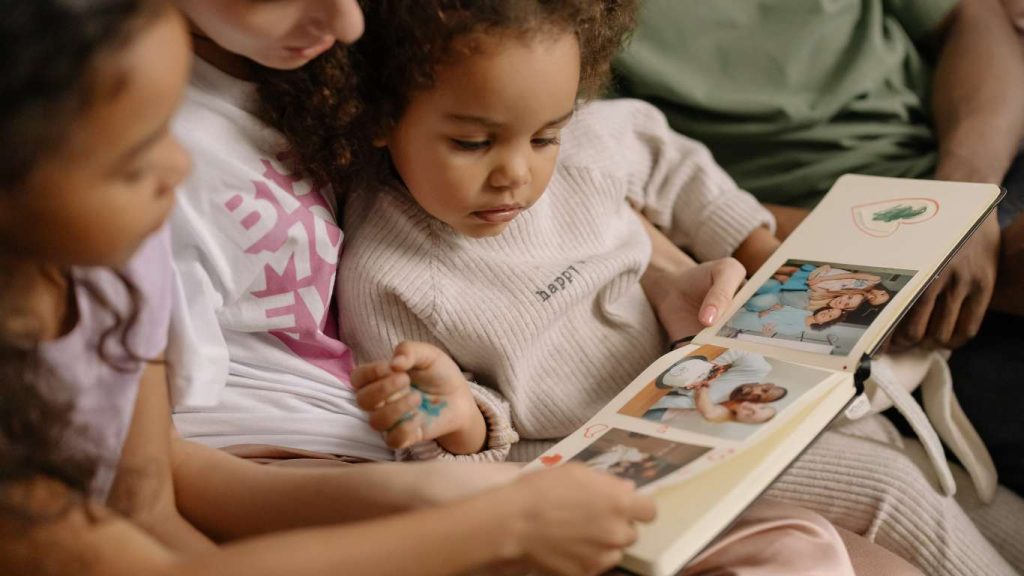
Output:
[
  {"xmin": 352, "ymin": 341, "xmax": 486, "ymax": 454},
  {"xmin": 498, "ymin": 465, "xmax": 656, "ymax": 575},
  {"xmin": 760, "ymin": 323, "xmax": 777, "ymax": 337}
]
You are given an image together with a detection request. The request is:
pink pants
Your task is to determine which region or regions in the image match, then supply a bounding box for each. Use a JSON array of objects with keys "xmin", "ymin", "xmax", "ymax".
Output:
[{"xmin": 684, "ymin": 499, "xmax": 920, "ymax": 575}]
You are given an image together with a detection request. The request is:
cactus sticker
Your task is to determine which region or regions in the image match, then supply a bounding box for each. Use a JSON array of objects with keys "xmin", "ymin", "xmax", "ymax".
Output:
[
  {"xmin": 852, "ymin": 198, "xmax": 939, "ymax": 237},
  {"xmin": 872, "ymin": 204, "xmax": 929, "ymax": 223}
]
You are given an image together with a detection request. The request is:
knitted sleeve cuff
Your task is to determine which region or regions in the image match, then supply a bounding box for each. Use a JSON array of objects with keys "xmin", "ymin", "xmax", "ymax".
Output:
[
  {"xmin": 686, "ymin": 181, "xmax": 776, "ymax": 262},
  {"xmin": 399, "ymin": 381, "xmax": 519, "ymax": 462}
]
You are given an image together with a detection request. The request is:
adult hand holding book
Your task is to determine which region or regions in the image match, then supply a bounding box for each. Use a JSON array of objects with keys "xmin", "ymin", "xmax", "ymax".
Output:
[{"xmin": 527, "ymin": 174, "xmax": 1004, "ymax": 576}]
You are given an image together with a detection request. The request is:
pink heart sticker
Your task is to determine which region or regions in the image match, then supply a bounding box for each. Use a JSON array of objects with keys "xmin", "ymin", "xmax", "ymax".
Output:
[{"xmin": 540, "ymin": 454, "xmax": 563, "ymax": 467}]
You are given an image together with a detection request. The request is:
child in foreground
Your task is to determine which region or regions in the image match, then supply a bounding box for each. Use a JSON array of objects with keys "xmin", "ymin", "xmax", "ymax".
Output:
[
  {"xmin": 0, "ymin": 1, "xmax": 666, "ymax": 574},
  {"xmin": 335, "ymin": 1, "xmax": 927, "ymax": 574}
]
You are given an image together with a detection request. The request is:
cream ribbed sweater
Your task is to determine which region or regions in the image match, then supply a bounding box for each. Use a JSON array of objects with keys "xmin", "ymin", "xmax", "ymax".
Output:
[
  {"xmin": 339, "ymin": 99, "xmax": 773, "ymax": 460},
  {"xmin": 339, "ymin": 99, "xmax": 1024, "ymax": 575}
]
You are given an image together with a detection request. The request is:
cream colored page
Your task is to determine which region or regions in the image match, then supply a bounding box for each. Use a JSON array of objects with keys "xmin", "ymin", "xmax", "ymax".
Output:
[
  {"xmin": 523, "ymin": 345, "xmax": 840, "ymax": 492},
  {"xmin": 697, "ymin": 174, "xmax": 1002, "ymax": 372},
  {"xmin": 622, "ymin": 378, "xmax": 854, "ymax": 576}
]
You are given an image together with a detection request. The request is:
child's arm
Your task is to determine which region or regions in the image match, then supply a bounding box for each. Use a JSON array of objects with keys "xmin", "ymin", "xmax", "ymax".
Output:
[
  {"xmin": 352, "ymin": 341, "xmax": 486, "ymax": 455},
  {"xmin": 807, "ymin": 265, "xmax": 832, "ymax": 281},
  {"xmin": 565, "ymin": 99, "xmax": 777, "ymax": 264},
  {"xmin": 693, "ymin": 386, "xmax": 732, "ymax": 423},
  {"xmin": 106, "ymin": 361, "xmax": 215, "ymax": 554},
  {"xmin": 113, "ymin": 356, "xmax": 515, "ymax": 539},
  {"xmin": 340, "ymin": 267, "xmax": 517, "ymax": 462},
  {"xmin": 2, "ymin": 466, "xmax": 654, "ymax": 576},
  {"xmin": 732, "ymin": 226, "xmax": 782, "ymax": 275}
]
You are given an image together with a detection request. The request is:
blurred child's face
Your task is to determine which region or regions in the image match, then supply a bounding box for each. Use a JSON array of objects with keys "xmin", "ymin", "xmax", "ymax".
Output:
[
  {"xmin": 176, "ymin": 0, "xmax": 364, "ymax": 69},
  {"xmin": 0, "ymin": 8, "xmax": 192, "ymax": 268},
  {"xmin": 811, "ymin": 308, "xmax": 842, "ymax": 325},
  {"xmin": 734, "ymin": 402, "xmax": 776, "ymax": 424},
  {"xmin": 829, "ymin": 293, "xmax": 864, "ymax": 310},
  {"xmin": 384, "ymin": 32, "xmax": 580, "ymax": 238}
]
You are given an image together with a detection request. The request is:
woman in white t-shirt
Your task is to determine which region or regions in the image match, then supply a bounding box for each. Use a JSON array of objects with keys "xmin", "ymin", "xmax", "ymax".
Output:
[{"xmin": 166, "ymin": 0, "xmax": 754, "ymax": 464}]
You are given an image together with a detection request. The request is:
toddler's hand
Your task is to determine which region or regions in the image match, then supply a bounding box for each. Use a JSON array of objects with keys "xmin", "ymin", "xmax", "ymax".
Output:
[{"xmin": 352, "ymin": 341, "xmax": 484, "ymax": 453}]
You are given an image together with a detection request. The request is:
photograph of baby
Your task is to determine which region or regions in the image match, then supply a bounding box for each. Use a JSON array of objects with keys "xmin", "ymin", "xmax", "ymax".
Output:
[
  {"xmin": 618, "ymin": 346, "xmax": 828, "ymax": 441},
  {"xmin": 717, "ymin": 260, "xmax": 916, "ymax": 356},
  {"xmin": 571, "ymin": 428, "xmax": 710, "ymax": 489}
]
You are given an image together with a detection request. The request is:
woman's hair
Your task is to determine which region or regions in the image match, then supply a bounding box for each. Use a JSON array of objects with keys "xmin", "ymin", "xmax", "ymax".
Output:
[
  {"xmin": 0, "ymin": 0, "xmax": 162, "ymax": 519},
  {"xmin": 808, "ymin": 307, "xmax": 846, "ymax": 331},
  {"xmin": 841, "ymin": 287, "xmax": 893, "ymax": 326},
  {"xmin": 867, "ymin": 287, "xmax": 893, "ymax": 306},
  {"xmin": 255, "ymin": 0, "xmax": 639, "ymax": 198},
  {"xmin": 253, "ymin": 44, "xmax": 362, "ymax": 196}
]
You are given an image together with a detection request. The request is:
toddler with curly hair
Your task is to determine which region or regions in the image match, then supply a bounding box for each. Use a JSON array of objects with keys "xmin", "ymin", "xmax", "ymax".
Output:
[{"xmin": 333, "ymin": 3, "xmax": 928, "ymax": 573}]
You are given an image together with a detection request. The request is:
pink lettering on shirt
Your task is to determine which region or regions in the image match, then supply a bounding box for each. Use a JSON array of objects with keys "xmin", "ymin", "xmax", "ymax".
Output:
[{"xmin": 224, "ymin": 155, "xmax": 354, "ymax": 385}]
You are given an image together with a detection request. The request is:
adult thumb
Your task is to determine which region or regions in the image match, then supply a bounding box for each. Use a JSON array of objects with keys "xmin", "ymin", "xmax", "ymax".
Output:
[{"xmin": 698, "ymin": 258, "xmax": 746, "ymax": 326}]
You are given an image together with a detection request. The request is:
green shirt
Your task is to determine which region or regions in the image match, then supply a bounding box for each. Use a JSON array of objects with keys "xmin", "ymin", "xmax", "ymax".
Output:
[{"xmin": 614, "ymin": 0, "xmax": 958, "ymax": 207}]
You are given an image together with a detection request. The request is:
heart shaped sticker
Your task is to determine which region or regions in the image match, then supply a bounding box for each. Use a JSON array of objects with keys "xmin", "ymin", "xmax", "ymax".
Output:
[
  {"xmin": 583, "ymin": 424, "xmax": 609, "ymax": 438},
  {"xmin": 852, "ymin": 198, "xmax": 939, "ymax": 238},
  {"xmin": 540, "ymin": 454, "xmax": 563, "ymax": 467}
]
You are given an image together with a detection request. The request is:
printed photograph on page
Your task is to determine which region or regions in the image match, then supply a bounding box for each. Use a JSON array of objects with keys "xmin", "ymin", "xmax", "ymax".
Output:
[
  {"xmin": 716, "ymin": 260, "xmax": 915, "ymax": 356},
  {"xmin": 617, "ymin": 345, "xmax": 830, "ymax": 441},
  {"xmin": 570, "ymin": 428, "xmax": 710, "ymax": 489}
]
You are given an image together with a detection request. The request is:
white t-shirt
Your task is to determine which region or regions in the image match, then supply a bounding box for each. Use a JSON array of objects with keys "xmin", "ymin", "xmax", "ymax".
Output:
[
  {"xmin": 167, "ymin": 57, "xmax": 391, "ymax": 461},
  {"xmin": 651, "ymin": 349, "xmax": 772, "ymax": 411}
]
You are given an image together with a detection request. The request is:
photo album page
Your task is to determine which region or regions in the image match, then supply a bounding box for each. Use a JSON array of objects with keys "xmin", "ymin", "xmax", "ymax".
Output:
[
  {"xmin": 523, "ymin": 343, "xmax": 845, "ymax": 494},
  {"xmin": 698, "ymin": 174, "xmax": 1004, "ymax": 373},
  {"xmin": 522, "ymin": 174, "xmax": 1002, "ymax": 575}
]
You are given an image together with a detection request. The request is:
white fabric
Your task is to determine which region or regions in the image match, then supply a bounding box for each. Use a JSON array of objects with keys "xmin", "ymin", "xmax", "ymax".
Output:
[
  {"xmin": 852, "ymin": 350, "xmax": 997, "ymax": 502},
  {"xmin": 653, "ymin": 349, "xmax": 772, "ymax": 410},
  {"xmin": 166, "ymin": 57, "xmax": 392, "ymax": 461},
  {"xmin": 770, "ymin": 415, "xmax": 1021, "ymax": 576}
]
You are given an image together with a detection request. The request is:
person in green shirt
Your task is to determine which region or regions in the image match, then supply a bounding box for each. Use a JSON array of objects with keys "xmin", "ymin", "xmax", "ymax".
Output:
[{"xmin": 614, "ymin": 0, "xmax": 1024, "ymax": 494}]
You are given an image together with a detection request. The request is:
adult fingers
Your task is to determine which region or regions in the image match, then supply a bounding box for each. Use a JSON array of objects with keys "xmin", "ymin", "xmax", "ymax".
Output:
[
  {"xmin": 925, "ymin": 275, "xmax": 970, "ymax": 348},
  {"xmin": 893, "ymin": 276, "xmax": 943, "ymax": 349},
  {"xmin": 949, "ymin": 284, "xmax": 992, "ymax": 349},
  {"xmin": 699, "ymin": 258, "xmax": 746, "ymax": 326}
]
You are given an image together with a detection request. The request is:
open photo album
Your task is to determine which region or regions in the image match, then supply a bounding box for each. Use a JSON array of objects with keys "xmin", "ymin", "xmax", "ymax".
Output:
[{"xmin": 523, "ymin": 174, "xmax": 1004, "ymax": 576}]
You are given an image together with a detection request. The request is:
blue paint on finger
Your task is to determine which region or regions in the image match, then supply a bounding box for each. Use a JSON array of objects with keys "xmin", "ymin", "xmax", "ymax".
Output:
[{"xmin": 411, "ymin": 384, "xmax": 448, "ymax": 422}]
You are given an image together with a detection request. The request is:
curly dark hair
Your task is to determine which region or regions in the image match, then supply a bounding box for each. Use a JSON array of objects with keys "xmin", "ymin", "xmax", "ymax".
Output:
[
  {"xmin": 808, "ymin": 307, "xmax": 847, "ymax": 331},
  {"xmin": 0, "ymin": 0, "xmax": 163, "ymax": 521},
  {"xmin": 255, "ymin": 0, "xmax": 638, "ymax": 198},
  {"xmin": 253, "ymin": 44, "xmax": 362, "ymax": 195}
]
